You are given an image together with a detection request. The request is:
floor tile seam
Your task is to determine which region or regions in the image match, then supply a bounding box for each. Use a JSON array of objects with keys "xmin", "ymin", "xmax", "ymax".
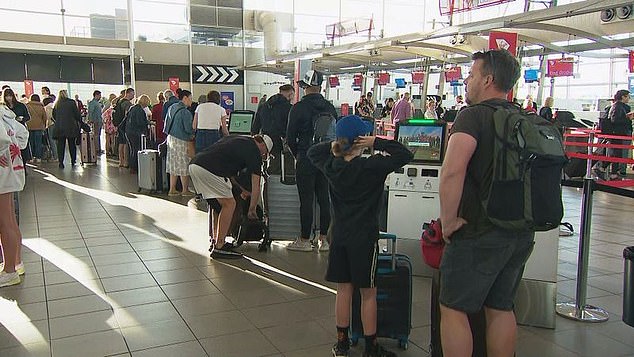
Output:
[
  {"xmin": 37, "ymin": 256, "xmax": 54, "ymax": 357},
  {"xmin": 121, "ymin": 337, "xmax": 204, "ymax": 355}
]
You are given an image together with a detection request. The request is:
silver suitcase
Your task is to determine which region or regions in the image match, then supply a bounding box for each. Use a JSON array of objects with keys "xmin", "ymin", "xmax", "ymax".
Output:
[
  {"xmin": 138, "ymin": 135, "xmax": 168, "ymax": 193},
  {"xmin": 80, "ymin": 128, "xmax": 97, "ymax": 164}
]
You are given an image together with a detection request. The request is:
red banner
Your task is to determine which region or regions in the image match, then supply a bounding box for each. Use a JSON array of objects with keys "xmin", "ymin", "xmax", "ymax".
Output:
[
  {"xmin": 629, "ymin": 51, "xmax": 634, "ymax": 73},
  {"xmin": 411, "ymin": 72, "xmax": 425, "ymax": 84},
  {"xmin": 168, "ymin": 77, "xmax": 180, "ymax": 92},
  {"xmin": 488, "ymin": 31, "xmax": 518, "ymax": 56},
  {"xmin": 377, "ymin": 73, "xmax": 390, "ymax": 86},
  {"xmin": 445, "ymin": 67, "xmax": 462, "ymax": 82},
  {"xmin": 547, "ymin": 58, "xmax": 574, "ymax": 77},
  {"xmin": 23, "ymin": 80, "xmax": 34, "ymax": 98},
  {"xmin": 328, "ymin": 76, "xmax": 340, "ymax": 88},
  {"xmin": 251, "ymin": 96, "xmax": 258, "ymax": 104},
  {"xmin": 353, "ymin": 74, "xmax": 363, "ymax": 87}
]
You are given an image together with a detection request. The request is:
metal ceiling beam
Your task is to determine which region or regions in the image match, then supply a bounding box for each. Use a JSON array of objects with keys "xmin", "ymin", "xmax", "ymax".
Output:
[
  {"xmin": 391, "ymin": 40, "xmax": 474, "ymax": 57},
  {"xmin": 513, "ymin": 23, "xmax": 619, "ymax": 48}
]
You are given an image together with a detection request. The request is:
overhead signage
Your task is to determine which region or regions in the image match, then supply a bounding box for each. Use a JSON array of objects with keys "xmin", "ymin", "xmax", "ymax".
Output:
[
  {"xmin": 193, "ymin": 65, "xmax": 243, "ymax": 85},
  {"xmin": 24, "ymin": 80, "xmax": 34, "ymax": 98},
  {"xmin": 547, "ymin": 58, "xmax": 574, "ymax": 77},
  {"xmin": 629, "ymin": 51, "xmax": 634, "ymax": 73},
  {"xmin": 329, "ymin": 76, "xmax": 340, "ymax": 88},
  {"xmin": 168, "ymin": 77, "xmax": 179, "ymax": 92},
  {"xmin": 221, "ymin": 91, "xmax": 234, "ymax": 113},
  {"xmin": 488, "ymin": 31, "xmax": 518, "ymax": 57},
  {"xmin": 377, "ymin": 73, "xmax": 390, "ymax": 86},
  {"xmin": 445, "ymin": 67, "xmax": 462, "ymax": 82},
  {"xmin": 352, "ymin": 74, "xmax": 363, "ymax": 91},
  {"xmin": 411, "ymin": 72, "xmax": 425, "ymax": 84}
]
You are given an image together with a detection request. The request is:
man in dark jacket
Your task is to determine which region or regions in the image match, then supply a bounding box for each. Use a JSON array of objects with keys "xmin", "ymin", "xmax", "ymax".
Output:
[
  {"xmin": 608, "ymin": 89, "xmax": 633, "ymax": 178},
  {"xmin": 251, "ymin": 84, "xmax": 294, "ymax": 174},
  {"xmin": 286, "ymin": 70, "xmax": 337, "ymax": 252},
  {"xmin": 52, "ymin": 90, "xmax": 82, "ymax": 168}
]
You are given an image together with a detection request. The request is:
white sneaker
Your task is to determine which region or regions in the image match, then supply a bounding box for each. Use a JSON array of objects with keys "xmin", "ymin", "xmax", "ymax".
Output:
[
  {"xmin": 287, "ymin": 239, "xmax": 313, "ymax": 252},
  {"xmin": 318, "ymin": 239, "xmax": 330, "ymax": 252},
  {"xmin": 0, "ymin": 262, "xmax": 24, "ymax": 275},
  {"xmin": 0, "ymin": 271, "xmax": 21, "ymax": 288}
]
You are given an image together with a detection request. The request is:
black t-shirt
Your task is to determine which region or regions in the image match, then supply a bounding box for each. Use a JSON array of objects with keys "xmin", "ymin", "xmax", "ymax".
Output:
[
  {"xmin": 609, "ymin": 101, "xmax": 632, "ymax": 135},
  {"xmin": 450, "ymin": 98, "xmax": 514, "ymax": 239},
  {"xmin": 190, "ymin": 135, "xmax": 262, "ymax": 177}
]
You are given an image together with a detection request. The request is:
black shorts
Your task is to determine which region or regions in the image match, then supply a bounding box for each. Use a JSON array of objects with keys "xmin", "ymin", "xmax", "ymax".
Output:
[
  {"xmin": 325, "ymin": 242, "xmax": 378, "ymax": 288},
  {"xmin": 439, "ymin": 229, "xmax": 535, "ymax": 314}
]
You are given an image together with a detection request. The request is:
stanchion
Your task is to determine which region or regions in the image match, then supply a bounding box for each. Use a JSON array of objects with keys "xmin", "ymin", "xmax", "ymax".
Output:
[{"xmin": 556, "ymin": 131, "xmax": 609, "ymax": 322}]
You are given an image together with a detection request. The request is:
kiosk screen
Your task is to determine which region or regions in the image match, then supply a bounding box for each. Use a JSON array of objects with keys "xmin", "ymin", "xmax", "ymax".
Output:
[
  {"xmin": 396, "ymin": 122, "xmax": 446, "ymax": 163},
  {"xmin": 229, "ymin": 111, "xmax": 254, "ymax": 134}
]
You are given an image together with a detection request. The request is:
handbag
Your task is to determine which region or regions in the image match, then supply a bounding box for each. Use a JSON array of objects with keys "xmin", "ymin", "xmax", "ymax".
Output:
[
  {"xmin": 420, "ymin": 218, "xmax": 444, "ymax": 269},
  {"xmin": 186, "ymin": 140, "xmax": 196, "ymax": 159}
]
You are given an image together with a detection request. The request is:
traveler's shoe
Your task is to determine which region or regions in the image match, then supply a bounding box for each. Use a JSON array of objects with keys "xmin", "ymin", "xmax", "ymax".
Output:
[
  {"xmin": 287, "ymin": 239, "xmax": 313, "ymax": 252},
  {"xmin": 0, "ymin": 262, "xmax": 25, "ymax": 276},
  {"xmin": 58, "ymin": 163, "xmax": 65, "ymax": 169},
  {"xmin": 211, "ymin": 243, "xmax": 242, "ymax": 259},
  {"xmin": 181, "ymin": 191, "xmax": 195, "ymax": 197},
  {"xmin": 332, "ymin": 342, "xmax": 350, "ymax": 357},
  {"xmin": 319, "ymin": 239, "xmax": 330, "ymax": 252},
  {"xmin": 0, "ymin": 271, "xmax": 21, "ymax": 288},
  {"xmin": 168, "ymin": 190, "xmax": 180, "ymax": 196},
  {"xmin": 363, "ymin": 344, "xmax": 397, "ymax": 357}
]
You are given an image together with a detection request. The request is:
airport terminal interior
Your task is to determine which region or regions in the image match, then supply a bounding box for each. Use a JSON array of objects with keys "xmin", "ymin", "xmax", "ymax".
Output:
[{"xmin": 1, "ymin": 0, "xmax": 634, "ymax": 356}]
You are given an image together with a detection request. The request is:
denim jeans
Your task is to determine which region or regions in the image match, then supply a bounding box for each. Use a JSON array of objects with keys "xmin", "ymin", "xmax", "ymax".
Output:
[{"xmin": 28, "ymin": 130, "xmax": 44, "ymax": 159}]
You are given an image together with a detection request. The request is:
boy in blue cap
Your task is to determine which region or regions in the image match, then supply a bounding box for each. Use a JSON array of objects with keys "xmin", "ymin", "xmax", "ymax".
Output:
[{"xmin": 308, "ymin": 115, "xmax": 413, "ymax": 357}]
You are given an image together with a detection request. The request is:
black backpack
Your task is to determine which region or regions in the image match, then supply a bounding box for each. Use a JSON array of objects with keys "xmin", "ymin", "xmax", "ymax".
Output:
[
  {"xmin": 112, "ymin": 98, "xmax": 129, "ymax": 127},
  {"xmin": 477, "ymin": 102, "xmax": 567, "ymax": 232},
  {"xmin": 598, "ymin": 105, "xmax": 613, "ymax": 134},
  {"xmin": 312, "ymin": 111, "xmax": 336, "ymax": 144}
]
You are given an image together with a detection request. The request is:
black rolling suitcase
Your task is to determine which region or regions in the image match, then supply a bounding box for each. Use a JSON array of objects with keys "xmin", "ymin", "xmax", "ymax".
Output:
[
  {"xmin": 430, "ymin": 271, "xmax": 487, "ymax": 357},
  {"xmin": 351, "ymin": 233, "xmax": 412, "ymax": 350}
]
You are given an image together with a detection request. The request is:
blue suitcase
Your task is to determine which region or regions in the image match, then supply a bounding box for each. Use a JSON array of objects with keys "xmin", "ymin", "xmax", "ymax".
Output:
[{"xmin": 350, "ymin": 232, "xmax": 412, "ymax": 350}]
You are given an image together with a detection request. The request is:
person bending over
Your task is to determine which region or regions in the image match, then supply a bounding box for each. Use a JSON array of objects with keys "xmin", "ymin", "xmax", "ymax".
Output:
[
  {"xmin": 308, "ymin": 115, "xmax": 412, "ymax": 357},
  {"xmin": 189, "ymin": 134, "xmax": 272, "ymax": 259}
]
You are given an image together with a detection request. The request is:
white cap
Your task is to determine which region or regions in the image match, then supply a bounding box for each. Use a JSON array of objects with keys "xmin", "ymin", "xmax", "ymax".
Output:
[{"xmin": 262, "ymin": 134, "xmax": 273, "ymax": 153}]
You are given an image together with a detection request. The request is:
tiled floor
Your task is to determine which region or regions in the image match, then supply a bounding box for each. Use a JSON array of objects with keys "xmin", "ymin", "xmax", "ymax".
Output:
[{"xmin": 0, "ymin": 156, "xmax": 633, "ymax": 357}]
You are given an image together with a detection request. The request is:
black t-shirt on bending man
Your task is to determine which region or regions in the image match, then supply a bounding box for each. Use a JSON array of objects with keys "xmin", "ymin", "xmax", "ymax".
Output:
[
  {"xmin": 190, "ymin": 135, "xmax": 262, "ymax": 178},
  {"xmin": 449, "ymin": 98, "xmax": 515, "ymax": 239}
]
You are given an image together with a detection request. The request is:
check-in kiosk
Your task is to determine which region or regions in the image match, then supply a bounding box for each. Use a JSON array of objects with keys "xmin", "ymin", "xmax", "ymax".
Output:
[
  {"xmin": 385, "ymin": 119, "xmax": 558, "ymax": 328},
  {"xmin": 228, "ymin": 110, "xmax": 255, "ymax": 134}
]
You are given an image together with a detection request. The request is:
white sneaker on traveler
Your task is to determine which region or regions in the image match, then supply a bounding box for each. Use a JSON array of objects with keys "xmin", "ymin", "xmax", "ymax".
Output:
[
  {"xmin": 318, "ymin": 239, "xmax": 330, "ymax": 252},
  {"xmin": 287, "ymin": 239, "xmax": 313, "ymax": 252},
  {"xmin": 0, "ymin": 271, "xmax": 21, "ymax": 288}
]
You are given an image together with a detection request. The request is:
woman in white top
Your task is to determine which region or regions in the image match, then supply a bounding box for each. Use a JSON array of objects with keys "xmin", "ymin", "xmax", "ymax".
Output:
[
  {"xmin": 192, "ymin": 90, "xmax": 229, "ymax": 153},
  {"xmin": 0, "ymin": 104, "xmax": 29, "ymax": 287}
]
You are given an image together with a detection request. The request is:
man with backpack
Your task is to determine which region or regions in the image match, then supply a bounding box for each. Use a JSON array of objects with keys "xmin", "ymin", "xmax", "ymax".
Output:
[
  {"xmin": 112, "ymin": 88, "xmax": 135, "ymax": 167},
  {"xmin": 286, "ymin": 70, "xmax": 337, "ymax": 252},
  {"xmin": 251, "ymin": 84, "xmax": 294, "ymax": 175},
  {"xmin": 438, "ymin": 49, "xmax": 565, "ymax": 357}
]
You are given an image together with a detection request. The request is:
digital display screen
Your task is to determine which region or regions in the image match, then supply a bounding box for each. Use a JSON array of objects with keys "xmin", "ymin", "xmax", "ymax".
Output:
[
  {"xmin": 396, "ymin": 123, "xmax": 445, "ymax": 163},
  {"xmin": 229, "ymin": 112, "xmax": 254, "ymax": 134}
]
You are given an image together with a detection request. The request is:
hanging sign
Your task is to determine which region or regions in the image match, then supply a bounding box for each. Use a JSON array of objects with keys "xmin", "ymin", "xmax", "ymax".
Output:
[
  {"xmin": 377, "ymin": 73, "xmax": 390, "ymax": 86},
  {"xmin": 445, "ymin": 67, "xmax": 462, "ymax": 82},
  {"xmin": 547, "ymin": 58, "xmax": 574, "ymax": 77},
  {"xmin": 329, "ymin": 76, "xmax": 340, "ymax": 88},
  {"xmin": 629, "ymin": 51, "xmax": 634, "ymax": 73},
  {"xmin": 168, "ymin": 77, "xmax": 179, "ymax": 93},
  {"xmin": 488, "ymin": 31, "xmax": 519, "ymax": 56},
  {"xmin": 352, "ymin": 74, "xmax": 363, "ymax": 91},
  {"xmin": 24, "ymin": 80, "xmax": 34, "ymax": 98},
  {"xmin": 411, "ymin": 72, "xmax": 425, "ymax": 84}
]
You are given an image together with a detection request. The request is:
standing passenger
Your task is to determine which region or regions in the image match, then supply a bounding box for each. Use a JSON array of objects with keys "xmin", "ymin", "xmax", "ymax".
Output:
[
  {"xmin": 164, "ymin": 90, "xmax": 195, "ymax": 196},
  {"xmin": 87, "ymin": 90, "xmax": 104, "ymax": 154},
  {"xmin": 193, "ymin": 90, "xmax": 229, "ymax": 153},
  {"xmin": 52, "ymin": 90, "xmax": 81, "ymax": 169}
]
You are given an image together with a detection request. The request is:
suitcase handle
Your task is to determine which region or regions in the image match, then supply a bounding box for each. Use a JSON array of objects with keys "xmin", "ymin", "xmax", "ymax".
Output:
[
  {"xmin": 141, "ymin": 134, "xmax": 146, "ymax": 151},
  {"xmin": 379, "ymin": 232, "xmax": 397, "ymax": 270}
]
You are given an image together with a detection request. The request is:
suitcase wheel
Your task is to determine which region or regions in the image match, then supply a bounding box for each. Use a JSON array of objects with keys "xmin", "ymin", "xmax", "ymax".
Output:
[
  {"xmin": 350, "ymin": 337, "xmax": 359, "ymax": 346},
  {"xmin": 398, "ymin": 339, "xmax": 408, "ymax": 350},
  {"xmin": 137, "ymin": 188, "xmax": 142, "ymax": 193}
]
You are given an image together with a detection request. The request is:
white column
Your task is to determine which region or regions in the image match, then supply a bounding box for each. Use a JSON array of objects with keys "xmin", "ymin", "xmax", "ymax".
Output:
[{"xmin": 127, "ymin": 0, "xmax": 136, "ymax": 86}]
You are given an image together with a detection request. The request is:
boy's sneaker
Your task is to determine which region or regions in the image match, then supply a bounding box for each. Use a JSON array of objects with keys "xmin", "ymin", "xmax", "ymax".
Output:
[
  {"xmin": 0, "ymin": 262, "xmax": 24, "ymax": 275},
  {"xmin": 0, "ymin": 271, "xmax": 21, "ymax": 288},
  {"xmin": 287, "ymin": 239, "xmax": 313, "ymax": 252},
  {"xmin": 363, "ymin": 344, "xmax": 397, "ymax": 357},
  {"xmin": 332, "ymin": 342, "xmax": 350, "ymax": 357},
  {"xmin": 319, "ymin": 239, "xmax": 330, "ymax": 252}
]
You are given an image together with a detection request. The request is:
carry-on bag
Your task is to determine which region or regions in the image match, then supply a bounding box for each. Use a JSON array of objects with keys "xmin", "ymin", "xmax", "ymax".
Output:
[
  {"xmin": 280, "ymin": 144, "xmax": 296, "ymax": 185},
  {"xmin": 430, "ymin": 271, "xmax": 487, "ymax": 357},
  {"xmin": 137, "ymin": 134, "xmax": 168, "ymax": 193},
  {"xmin": 351, "ymin": 232, "xmax": 412, "ymax": 350},
  {"xmin": 80, "ymin": 125, "xmax": 97, "ymax": 165}
]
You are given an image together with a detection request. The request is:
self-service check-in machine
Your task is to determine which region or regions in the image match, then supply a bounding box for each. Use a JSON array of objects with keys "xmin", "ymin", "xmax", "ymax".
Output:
[{"xmin": 385, "ymin": 119, "xmax": 558, "ymax": 328}]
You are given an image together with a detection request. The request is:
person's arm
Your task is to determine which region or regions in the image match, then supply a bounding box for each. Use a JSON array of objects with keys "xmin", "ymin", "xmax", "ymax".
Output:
[
  {"xmin": 21, "ymin": 103, "xmax": 31, "ymax": 122},
  {"xmin": 220, "ymin": 114, "xmax": 229, "ymax": 136},
  {"xmin": 363, "ymin": 137, "xmax": 413, "ymax": 174},
  {"xmin": 183, "ymin": 111, "xmax": 194, "ymax": 139},
  {"xmin": 13, "ymin": 119, "xmax": 29, "ymax": 149},
  {"xmin": 286, "ymin": 106, "xmax": 300, "ymax": 158},
  {"xmin": 307, "ymin": 141, "xmax": 332, "ymax": 171},
  {"xmin": 192, "ymin": 113, "xmax": 199, "ymax": 131},
  {"xmin": 248, "ymin": 174, "xmax": 261, "ymax": 219},
  {"xmin": 439, "ymin": 132, "xmax": 476, "ymax": 242},
  {"xmin": 73, "ymin": 102, "xmax": 82, "ymax": 123}
]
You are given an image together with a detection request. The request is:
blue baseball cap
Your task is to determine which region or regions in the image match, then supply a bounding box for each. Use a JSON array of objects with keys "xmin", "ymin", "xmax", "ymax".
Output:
[{"xmin": 336, "ymin": 115, "xmax": 373, "ymax": 149}]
